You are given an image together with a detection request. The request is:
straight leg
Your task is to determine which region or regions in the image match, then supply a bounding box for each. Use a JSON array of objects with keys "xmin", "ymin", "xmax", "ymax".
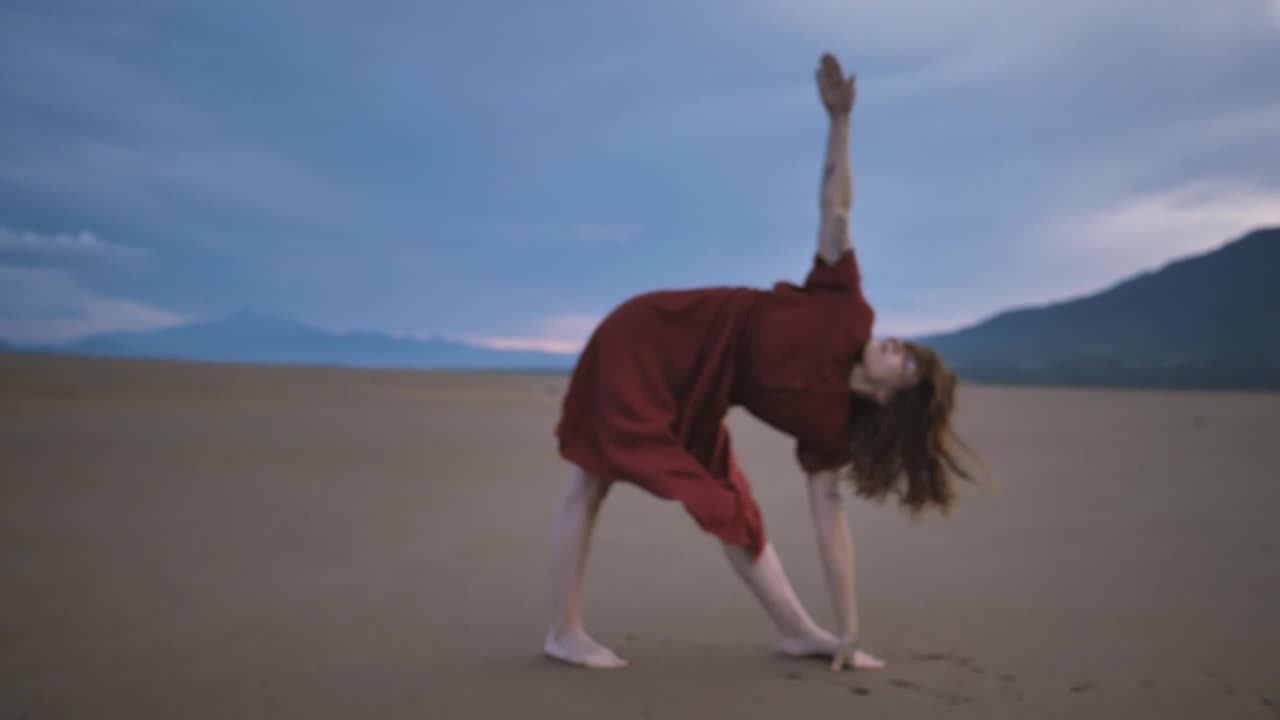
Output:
[
  {"xmin": 722, "ymin": 542, "xmax": 840, "ymax": 656},
  {"xmin": 544, "ymin": 467, "xmax": 628, "ymax": 668}
]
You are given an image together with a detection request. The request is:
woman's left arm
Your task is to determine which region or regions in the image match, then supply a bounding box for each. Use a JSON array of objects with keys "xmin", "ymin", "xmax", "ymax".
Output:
[{"xmin": 806, "ymin": 469, "xmax": 859, "ymax": 665}]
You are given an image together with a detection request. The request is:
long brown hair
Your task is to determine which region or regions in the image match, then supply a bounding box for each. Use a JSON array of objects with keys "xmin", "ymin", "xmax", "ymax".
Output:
[{"xmin": 845, "ymin": 342, "xmax": 979, "ymax": 515}]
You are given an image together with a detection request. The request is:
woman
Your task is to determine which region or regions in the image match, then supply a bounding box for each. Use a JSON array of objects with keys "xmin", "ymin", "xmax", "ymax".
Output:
[{"xmin": 546, "ymin": 53, "xmax": 974, "ymax": 671}]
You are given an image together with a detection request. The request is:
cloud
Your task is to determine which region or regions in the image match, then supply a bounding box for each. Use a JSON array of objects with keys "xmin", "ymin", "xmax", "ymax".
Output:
[
  {"xmin": 743, "ymin": 0, "xmax": 1018, "ymax": 61},
  {"xmin": 0, "ymin": 11, "xmax": 373, "ymax": 242},
  {"xmin": 877, "ymin": 304, "xmax": 999, "ymax": 338},
  {"xmin": 0, "ymin": 264, "xmax": 186, "ymax": 345},
  {"xmin": 895, "ymin": 182, "xmax": 1280, "ymax": 335},
  {"xmin": 2, "ymin": 1, "xmax": 1275, "ymax": 352},
  {"xmin": 747, "ymin": 0, "xmax": 1273, "ymax": 60},
  {"xmin": 0, "ymin": 226, "xmax": 148, "ymax": 267},
  {"xmin": 462, "ymin": 337, "xmax": 583, "ymax": 354},
  {"xmin": 741, "ymin": 0, "xmax": 1279, "ymax": 129},
  {"xmin": 1051, "ymin": 182, "xmax": 1280, "ymax": 279},
  {"xmin": 872, "ymin": 181, "xmax": 1280, "ymax": 337},
  {"xmin": 461, "ymin": 313, "xmax": 601, "ymax": 354},
  {"xmin": 0, "ymin": 137, "xmax": 364, "ymax": 236}
]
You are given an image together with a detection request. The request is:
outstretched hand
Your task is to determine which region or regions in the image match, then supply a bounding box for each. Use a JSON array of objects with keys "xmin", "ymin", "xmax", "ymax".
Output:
[{"xmin": 815, "ymin": 52, "xmax": 856, "ymax": 116}]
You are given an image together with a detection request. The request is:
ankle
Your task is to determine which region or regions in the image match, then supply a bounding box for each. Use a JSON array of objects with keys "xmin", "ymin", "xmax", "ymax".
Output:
[
  {"xmin": 782, "ymin": 624, "xmax": 830, "ymax": 642},
  {"xmin": 548, "ymin": 623, "xmax": 586, "ymax": 640}
]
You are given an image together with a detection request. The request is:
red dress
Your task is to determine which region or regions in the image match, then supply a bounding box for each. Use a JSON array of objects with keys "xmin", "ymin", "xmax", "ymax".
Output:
[{"xmin": 556, "ymin": 249, "xmax": 875, "ymax": 558}]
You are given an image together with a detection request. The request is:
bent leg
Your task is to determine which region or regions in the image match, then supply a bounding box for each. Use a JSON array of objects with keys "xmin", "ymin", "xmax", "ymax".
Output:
[{"xmin": 544, "ymin": 467, "xmax": 628, "ymax": 669}]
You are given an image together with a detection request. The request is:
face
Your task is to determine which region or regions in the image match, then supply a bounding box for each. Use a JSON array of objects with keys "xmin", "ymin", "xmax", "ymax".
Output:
[{"xmin": 863, "ymin": 338, "xmax": 920, "ymax": 400}]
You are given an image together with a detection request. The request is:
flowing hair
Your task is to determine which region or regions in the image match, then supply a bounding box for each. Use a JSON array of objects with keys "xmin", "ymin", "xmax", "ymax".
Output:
[{"xmin": 845, "ymin": 342, "xmax": 980, "ymax": 514}]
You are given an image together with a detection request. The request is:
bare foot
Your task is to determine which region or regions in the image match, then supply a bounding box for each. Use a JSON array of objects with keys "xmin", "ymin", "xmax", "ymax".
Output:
[
  {"xmin": 544, "ymin": 629, "xmax": 629, "ymax": 669},
  {"xmin": 781, "ymin": 626, "xmax": 840, "ymax": 658},
  {"xmin": 781, "ymin": 629, "xmax": 886, "ymax": 670}
]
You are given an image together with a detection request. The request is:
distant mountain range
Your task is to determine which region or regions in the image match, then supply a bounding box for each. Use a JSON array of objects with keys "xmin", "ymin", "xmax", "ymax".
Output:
[
  {"xmin": 917, "ymin": 227, "xmax": 1279, "ymax": 390},
  {"xmin": 20, "ymin": 311, "xmax": 576, "ymax": 371},
  {"xmin": 3, "ymin": 227, "xmax": 1277, "ymax": 389}
]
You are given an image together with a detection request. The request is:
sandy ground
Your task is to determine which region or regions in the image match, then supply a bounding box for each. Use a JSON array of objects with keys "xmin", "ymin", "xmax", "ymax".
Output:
[{"xmin": 1, "ymin": 352, "xmax": 1278, "ymax": 719}]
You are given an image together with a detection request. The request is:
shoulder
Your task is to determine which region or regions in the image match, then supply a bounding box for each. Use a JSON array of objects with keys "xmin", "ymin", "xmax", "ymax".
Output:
[{"xmin": 797, "ymin": 433, "xmax": 853, "ymax": 474}]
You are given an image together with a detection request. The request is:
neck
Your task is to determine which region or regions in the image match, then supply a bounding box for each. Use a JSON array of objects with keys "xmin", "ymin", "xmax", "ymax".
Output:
[{"xmin": 849, "ymin": 363, "xmax": 881, "ymax": 399}]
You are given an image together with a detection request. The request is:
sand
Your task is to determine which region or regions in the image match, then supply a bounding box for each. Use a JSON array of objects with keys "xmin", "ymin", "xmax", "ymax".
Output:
[{"xmin": 2, "ymin": 352, "xmax": 1278, "ymax": 718}]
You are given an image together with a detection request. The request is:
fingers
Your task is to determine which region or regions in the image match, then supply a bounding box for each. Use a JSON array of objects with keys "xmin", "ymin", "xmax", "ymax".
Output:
[
  {"xmin": 829, "ymin": 639, "xmax": 854, "ymax": 671},
  {"xmin": 820, "ymin": 52, "xmax": 843, "ymax": 80},
  {"xmin": 816, "ymin": 54, "xmax": 856, "ymax": 98},
  {"xmin": 830, "ymin": 647, "xmax": 885, "ymax": 671},
  {"xmin": 819, "ymin": 54, "xmax": 853, "ymax": 84}
]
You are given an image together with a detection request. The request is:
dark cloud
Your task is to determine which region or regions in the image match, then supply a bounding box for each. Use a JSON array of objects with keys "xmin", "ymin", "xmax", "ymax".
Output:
[{"xmin": 1, "ymin": 0, "xmax": 1276, "ymax": 342}]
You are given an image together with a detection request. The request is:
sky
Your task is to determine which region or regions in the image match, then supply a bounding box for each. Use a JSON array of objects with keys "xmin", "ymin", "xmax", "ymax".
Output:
[{"xmin": 2, "ymin": 0, "xmax": 1278, "ymax": 351}]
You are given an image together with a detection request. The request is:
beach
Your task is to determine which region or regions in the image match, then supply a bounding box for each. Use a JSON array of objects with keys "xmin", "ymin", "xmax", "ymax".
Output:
[{"xmin": 2, "ymin": 352, "xmax": 1278, "ymax": 718}]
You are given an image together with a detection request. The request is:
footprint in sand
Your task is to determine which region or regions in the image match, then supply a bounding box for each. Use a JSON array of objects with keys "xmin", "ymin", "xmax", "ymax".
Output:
[
  {"xmin": 996, "ymin": 676, "xmax": 1024, "ymax": 703},
  {"xmin": 907, "ymin": 651, "xmax": 987, "ymax": 677},
  {"xmin": 889, "ymin": 678, "xmax": 975, "ymax": 706},
  {"xmin": 1200, "ymin": 667, "xmax": 1257, "ymax": 704},
  {"xmin": 911, "ymin": 648, "xmax": 952, "ymax": 661}
]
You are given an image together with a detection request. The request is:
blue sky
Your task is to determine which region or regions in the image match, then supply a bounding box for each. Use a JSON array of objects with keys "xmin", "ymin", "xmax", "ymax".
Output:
[{"xmin": 2, "ymin": 0, "xmax": 1278, "ymax": 351}]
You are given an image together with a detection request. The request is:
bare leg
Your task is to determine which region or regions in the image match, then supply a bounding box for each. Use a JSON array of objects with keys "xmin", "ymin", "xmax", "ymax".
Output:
[
  {"xmin": 544, "ymin": 468, "xmax": 628, "ymax": 669},
  {"xmin": 722, "ymin": 542, "xmax": 842, "ymax": 657}
]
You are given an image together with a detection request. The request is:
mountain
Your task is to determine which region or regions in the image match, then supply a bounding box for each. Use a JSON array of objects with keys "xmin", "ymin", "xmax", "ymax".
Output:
[
  {"xmin": 918, "ymin": 227, "xmax": 1280, "ymax": 390},
  {"xmin": 10, "ymin": 228, "xmax": 1278, "ymax": 386},
  {"xmin": 45, "ymin": 310, "xmax": 577, "ymax": 371}
]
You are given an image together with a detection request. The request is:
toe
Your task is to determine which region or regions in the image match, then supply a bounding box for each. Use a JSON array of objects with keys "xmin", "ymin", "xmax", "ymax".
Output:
[{"xmin": 584, "ymin": 653, "xmax": 629, "ymax": 670}]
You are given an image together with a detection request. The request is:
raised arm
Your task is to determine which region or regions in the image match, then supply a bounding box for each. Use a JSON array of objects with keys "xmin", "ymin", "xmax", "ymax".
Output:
[{"xmin": 815, "ymin": 53, "xmax": 856, "ymax": 266}]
